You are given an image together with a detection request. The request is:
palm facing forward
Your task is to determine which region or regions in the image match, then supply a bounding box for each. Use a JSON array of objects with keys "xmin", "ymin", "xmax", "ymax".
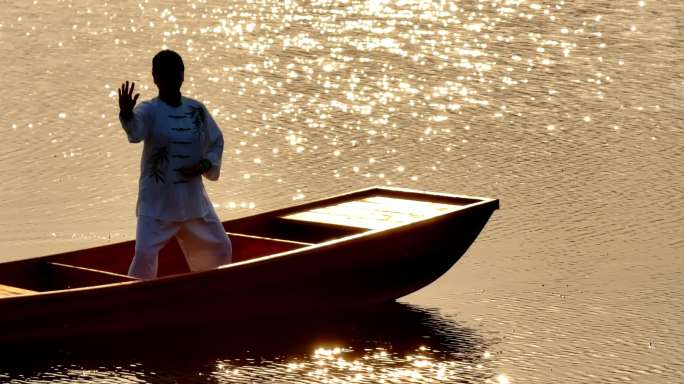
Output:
[{"xmin": 118, "ymin": 81, "xmax": 140, "ymax": 119}]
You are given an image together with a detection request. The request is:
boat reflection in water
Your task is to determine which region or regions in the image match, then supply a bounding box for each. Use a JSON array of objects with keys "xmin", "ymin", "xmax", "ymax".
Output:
[{"xmin": 0, "ymin": 303, "xmax": 497, "ymax": 383}]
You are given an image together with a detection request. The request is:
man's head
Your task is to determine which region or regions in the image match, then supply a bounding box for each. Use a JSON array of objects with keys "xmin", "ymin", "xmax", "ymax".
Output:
[{"xmin": 152, "ymin": 50, "xmax": 184, "ymax": 93}]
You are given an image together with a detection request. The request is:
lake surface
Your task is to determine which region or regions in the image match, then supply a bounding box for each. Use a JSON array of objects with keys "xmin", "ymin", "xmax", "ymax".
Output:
[{"xmin": 1, "ymin": 0, "xmax": 683, "ymax": 382}]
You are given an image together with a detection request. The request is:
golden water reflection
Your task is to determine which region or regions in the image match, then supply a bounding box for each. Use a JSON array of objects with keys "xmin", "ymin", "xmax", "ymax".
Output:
[
  {"xmin": 0, "ymin": 304, "xmax": 500, "ymax": 383},
  {"xmin": 4, "ymin": 0, "xmax": 630, "ymax": 203},
  {"xmin": 213, "ymin": 345, "xmax": 493, "ymax": 383},
  {"xmin": 267, "ymin": 347, "xmax": 495, "ymax": 382}
]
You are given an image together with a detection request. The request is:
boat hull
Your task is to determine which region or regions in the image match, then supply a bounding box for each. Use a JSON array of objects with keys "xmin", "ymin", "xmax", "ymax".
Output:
[{"xmin": 0, "ymin": 188, "xmax": 497, "ymax": 345}]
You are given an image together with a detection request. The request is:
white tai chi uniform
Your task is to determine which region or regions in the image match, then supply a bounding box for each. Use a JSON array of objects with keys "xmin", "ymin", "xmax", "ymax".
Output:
[{"xmin": 120, "ymin": 96, "xmax": 231, "ymax": 279}]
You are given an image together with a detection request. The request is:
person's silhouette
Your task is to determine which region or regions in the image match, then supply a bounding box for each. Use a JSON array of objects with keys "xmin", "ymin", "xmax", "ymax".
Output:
[{"xmin": 118, "ymin": 50, "xmax": 231, "ymax": 279}]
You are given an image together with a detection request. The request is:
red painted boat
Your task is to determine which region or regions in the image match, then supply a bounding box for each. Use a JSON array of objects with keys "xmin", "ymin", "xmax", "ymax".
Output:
[{"xmin": 0, "ymin": 187, "xmax": 498, "ymax": 344}]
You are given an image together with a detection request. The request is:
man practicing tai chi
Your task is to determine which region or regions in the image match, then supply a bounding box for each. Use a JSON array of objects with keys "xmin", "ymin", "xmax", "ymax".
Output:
[{"xmin": 118, "ymin": 49, "xmax": 231, "ymax": 279}]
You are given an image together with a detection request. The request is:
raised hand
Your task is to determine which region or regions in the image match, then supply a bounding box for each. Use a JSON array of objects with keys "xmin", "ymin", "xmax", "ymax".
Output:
[{"xmin": 118, "ymin": 81, "xmax": 140, "ymax": 119}]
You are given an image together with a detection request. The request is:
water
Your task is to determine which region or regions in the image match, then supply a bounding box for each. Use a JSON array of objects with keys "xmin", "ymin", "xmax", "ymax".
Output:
[
  {"xmin": 2, "ymin": 304, "xmax": 494, "ymax": 383},
  {"xmin": 1, "ymin": 0, "xmax": 683, "ymax": 382}
]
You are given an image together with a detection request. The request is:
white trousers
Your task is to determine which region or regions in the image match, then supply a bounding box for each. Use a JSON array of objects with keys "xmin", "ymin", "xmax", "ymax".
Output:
[{"xmin": 129, "ymin": 210, "xmax": 232, "ymax": 279}]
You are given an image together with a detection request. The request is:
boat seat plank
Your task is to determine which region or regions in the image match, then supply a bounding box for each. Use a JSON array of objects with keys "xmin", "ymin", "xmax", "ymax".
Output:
[
  {"xmin": 226, "ymin": 232, "xmax": 313, "ymax": 246},
  {"xmin": 280, "ymin": 196, "xmax": 464, "ymax": 230},
  {"xmin": 46, "ymin": 262, "xmax": 137, "ymax": 290},
  {"xmin": 0, "ymin": 284, "xmax": 36, "ymax": 297},
  {"xmin": 226, "ymin": 232, "xmax": 313, "ymax": 262}
]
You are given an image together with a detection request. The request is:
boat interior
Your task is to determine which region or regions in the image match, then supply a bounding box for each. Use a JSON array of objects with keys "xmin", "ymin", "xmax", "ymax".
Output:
[{"xmin": 0, "ymin": 188, "xmax": 484, "ymax": 297}]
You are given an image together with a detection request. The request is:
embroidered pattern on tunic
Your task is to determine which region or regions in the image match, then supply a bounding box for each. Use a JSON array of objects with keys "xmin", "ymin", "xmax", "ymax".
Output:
[
  {"xmin": 164, "ymin": 104, "xmax": 205, "ymax": 185},
  {"xmin": 148, "ymin": 146, "xmax": 169, "ymax": 184},
  {"xmin": 187, "ymin": 105, "xmax": 207, "ymax": 136}
]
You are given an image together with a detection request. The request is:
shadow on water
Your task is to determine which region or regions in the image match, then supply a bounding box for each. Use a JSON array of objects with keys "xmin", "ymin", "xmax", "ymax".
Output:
[{"xmin": 0, "ymin": 302, "xmax": 495, "ymax": 383}]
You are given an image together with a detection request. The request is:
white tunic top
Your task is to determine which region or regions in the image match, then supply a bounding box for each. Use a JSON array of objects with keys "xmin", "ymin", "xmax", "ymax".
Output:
[{"xmin": 119, "ymin": 96, "xmax": 224, "ymax": 221}]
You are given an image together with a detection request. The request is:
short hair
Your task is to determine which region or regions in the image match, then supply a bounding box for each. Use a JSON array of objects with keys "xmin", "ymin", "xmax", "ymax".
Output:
[{"xmin": 152, "ymin": 50, "xmax": 184, "ymax": 74}]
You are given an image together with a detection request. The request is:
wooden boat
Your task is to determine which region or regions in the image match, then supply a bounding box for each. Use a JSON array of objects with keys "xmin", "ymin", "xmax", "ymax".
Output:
[{"xmin": 0, "ymin": 187, "xmax": 498, "ymax": 345}]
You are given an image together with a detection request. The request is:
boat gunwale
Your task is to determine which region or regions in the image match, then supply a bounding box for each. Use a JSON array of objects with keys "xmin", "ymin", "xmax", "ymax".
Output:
[{"xmin": 0, "ymin": 187, "xmax": 499, "ymax": 304}]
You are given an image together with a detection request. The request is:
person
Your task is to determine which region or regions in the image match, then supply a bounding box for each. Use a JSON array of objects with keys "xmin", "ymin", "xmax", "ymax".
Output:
[{"xmin": 117, "ymin": 49, "xmax": 231, "ymax": 279}]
